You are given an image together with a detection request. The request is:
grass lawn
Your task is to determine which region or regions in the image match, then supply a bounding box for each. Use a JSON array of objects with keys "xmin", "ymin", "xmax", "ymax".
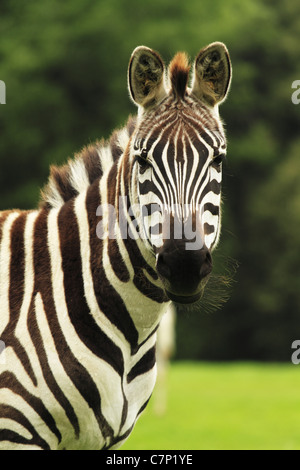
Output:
[{"xmin": 122, "ymin": 362, "xmax": 300, "ymax": 450}]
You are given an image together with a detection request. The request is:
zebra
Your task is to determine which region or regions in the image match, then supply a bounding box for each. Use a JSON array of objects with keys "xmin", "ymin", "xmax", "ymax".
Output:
[{"xmin": 0, "ymin": 42, "xmax": 231, "ymax": 450}]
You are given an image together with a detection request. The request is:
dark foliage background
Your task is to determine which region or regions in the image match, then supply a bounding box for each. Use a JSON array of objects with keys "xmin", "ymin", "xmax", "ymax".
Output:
[{"xmin": 1, "ymin": 0, "xmax": 300, "ymax": 361}]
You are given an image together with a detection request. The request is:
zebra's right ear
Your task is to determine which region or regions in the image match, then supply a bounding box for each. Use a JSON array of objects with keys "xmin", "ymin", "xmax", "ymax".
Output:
[
  {"xmin": 191, "ymin": 42, "xmax": 232, "ymax": 107},
  {"xmin": 128, "ymin": 46, "xmax": 167, "ymax": 109}
]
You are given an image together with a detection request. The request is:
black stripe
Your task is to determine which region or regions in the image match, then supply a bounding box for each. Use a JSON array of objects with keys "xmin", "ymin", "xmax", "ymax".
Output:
[
  {"xmin": 203, "ymin": 203, "xmax": 219, "ymax": 216},
  {"xmin": 131, "ymin": 324, "xmax": 159, "ymax": 356},
  {"xmin": 9, "ymin": 213, "xmax": 25, "ymax": 316},
  {"xmin": 204, "ymin": 223, "xmax": 215, "ymax": 235},
  {"xmin": 108, "ymin": 238, "xmax": 130, "ymax": 282},
  {"xmin": 137, "ymin": 395, "xmax": 152, "ymax": 417},
  {"xmin": 139, "ymin": 179, "xmax": 152, "ymax": 196},
  {"xmin": 118, "ymin": 382, "xmax": 129, "ymax": 435},
  {"xmin": 200, "ymin": 179, "xmax": 221, "ymax": 201},
  {"xmin": 127, "ymin": 346, "xmax": 156, "ymax": 384},
  {"xmin": 0, "ymin": 372, "xmax": 61, "ymax": 447},
  {"xmin": 107, "ymin": 423, "xmax": 135, "ymax": 450},
  {"xmin": 209, "ymin": 179, "xmax": 221, "ymax": 195},
  {"xmin": 142, "ymin": 203, "xmax": 162, "ymax": 217},
  {"xmin": 107, "ymin": 392, "xmax": 152, "ymax": 449}
]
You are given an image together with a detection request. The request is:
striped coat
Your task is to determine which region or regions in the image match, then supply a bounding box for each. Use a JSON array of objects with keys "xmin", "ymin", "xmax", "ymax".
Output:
[
  {"xmin": 0, "ymin": 43, "xmax": 231, "ymax": 449},
  {"xmin": 0, "ymin": 118, "xmax": 167, "ymax": 449}
]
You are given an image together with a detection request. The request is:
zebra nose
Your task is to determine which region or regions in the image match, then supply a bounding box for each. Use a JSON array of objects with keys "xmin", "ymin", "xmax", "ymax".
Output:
[{"xmin": 156, "ymin": 241, "xmax": 212, "ymax": 303}]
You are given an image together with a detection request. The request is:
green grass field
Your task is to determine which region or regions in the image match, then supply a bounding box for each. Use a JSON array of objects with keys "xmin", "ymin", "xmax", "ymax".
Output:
[{"xmin": 122, "ymin": 362, "xmax": 300, "ymax": 450}]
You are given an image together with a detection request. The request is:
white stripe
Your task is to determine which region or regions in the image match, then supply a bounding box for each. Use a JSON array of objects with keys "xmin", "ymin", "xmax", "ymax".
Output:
[
  {"xmin": 98, "ymin": 145, "xmax": 114, "ymax": 173},
  {"xmin": 200, "ymin": 190, "xmax": 221, "ymax": 209},
  {"xmin": 117, "ymin": 127, "xmax": 130, "ymax": 152},
  {"xmin": 45, "ymin": 181, "xmax": 65, "ymax": 208},
  {"xmin": 69, "ymin": 158, "xmax": 90, "ymax": 193}
]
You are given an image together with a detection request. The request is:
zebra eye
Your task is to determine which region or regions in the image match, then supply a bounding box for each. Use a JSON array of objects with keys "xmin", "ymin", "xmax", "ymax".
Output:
[
  {"xmin": 212, "ymin": 153, "xmax": 226, "ymax": 166},
  {"xmin": 135, "ymin": 149, "xmax": 151, "ymax": 169},
  {"xmin": 141, "ymin": 148, "xmax": 148, "ymax": 159}
]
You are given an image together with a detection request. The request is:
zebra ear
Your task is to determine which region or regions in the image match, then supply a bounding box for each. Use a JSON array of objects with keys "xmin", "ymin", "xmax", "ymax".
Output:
[
  {"xmin": 128, "ymin": 46, "xmax": 167, "ymax": 109},
  {"xmin": 191, "ymin": 42, "xmax": 232, "ymax": 107}
]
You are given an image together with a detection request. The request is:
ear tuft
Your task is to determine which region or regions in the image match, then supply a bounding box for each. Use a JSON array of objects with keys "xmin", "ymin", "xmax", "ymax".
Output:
[
  {"xmin": 192, "ymin": 42, "xmax": 232, "ymax": 107},
  {"xmin": 169, "ymin": 52, "xmax": 190, "ymax": 100},
  {"xmin": 128, "ymin": 46, "xmax": 166, "ymax": 109}
]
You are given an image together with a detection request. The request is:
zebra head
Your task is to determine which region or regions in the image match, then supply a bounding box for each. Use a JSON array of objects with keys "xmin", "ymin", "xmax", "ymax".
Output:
[{"xmin": 128, "ymin": 43, "xmax": 232, "ymax": 304}]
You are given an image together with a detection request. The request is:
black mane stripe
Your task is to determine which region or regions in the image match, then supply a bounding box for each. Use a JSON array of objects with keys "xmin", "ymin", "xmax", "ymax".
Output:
[
  {"xmin": 40, "ymin": 116, "xmax": 137, "ymax": 209},
  {"xmin": 169, "ymin": 52, "xmax": 190, "ymax": 99}
]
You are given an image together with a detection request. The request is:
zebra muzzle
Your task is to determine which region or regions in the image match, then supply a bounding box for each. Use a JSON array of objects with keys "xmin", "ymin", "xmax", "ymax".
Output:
[{"xmin": 156, "ymin": 239, "xmax": 212, "ymax": 304}]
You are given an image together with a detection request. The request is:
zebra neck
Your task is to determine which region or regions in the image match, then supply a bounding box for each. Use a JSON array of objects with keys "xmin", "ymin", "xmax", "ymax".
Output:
[{"xmin": 75, "ymin": 157, "xmax": 168, "ymax": 346}]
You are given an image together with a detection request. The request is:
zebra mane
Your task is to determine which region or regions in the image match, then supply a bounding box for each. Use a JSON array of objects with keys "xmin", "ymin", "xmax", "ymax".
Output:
[
  {"xmin": 169, "ymin": 52, "xmax": 190, "ymax": 99},
  {"xmin": 39, "ymin": 116, "xmax": 137, "ymax": 209}
]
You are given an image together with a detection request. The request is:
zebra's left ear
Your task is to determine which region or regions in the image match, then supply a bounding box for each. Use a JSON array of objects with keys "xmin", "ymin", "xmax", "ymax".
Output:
[
  {"xmin": 128, "ymin": 46, "xmax": 167, "ymax": 109},
  {"xmin": 191, "ymin": 42, "xmax": 232, "ymax": 107}
]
